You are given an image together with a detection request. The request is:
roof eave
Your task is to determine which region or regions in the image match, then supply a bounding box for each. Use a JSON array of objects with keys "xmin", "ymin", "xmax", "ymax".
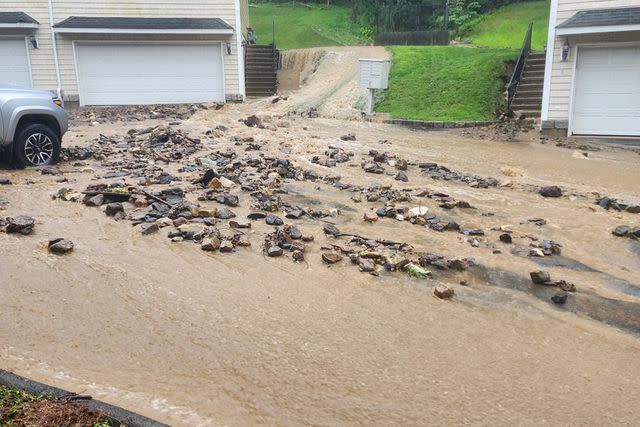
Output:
[
  {"xmin": 0, "ymin": 23, "xmax": 39, "ymax": 29},
  {"xmin": 53, "ymin": 27, "xmax": 234, "ymax": 35},
  {"xmin": 556, "ymin": 23, "xmax": 640, "ymax": 36}
]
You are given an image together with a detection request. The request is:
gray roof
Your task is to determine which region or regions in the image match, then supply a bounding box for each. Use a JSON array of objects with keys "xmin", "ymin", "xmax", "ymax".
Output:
[
  {"xmin": 0, "ymin": 12, "xmax": 39, "ymax": 25},
  {"xmin": 557, "ymin": 7, "xmax": 640, "ymax": 29},
  {"xmin": 54, "ymin": 16, "xmax": 233, "ymax": 31}
]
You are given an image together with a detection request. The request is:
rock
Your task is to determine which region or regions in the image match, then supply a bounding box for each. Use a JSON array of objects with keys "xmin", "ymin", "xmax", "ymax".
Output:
[
  {"xmin": 612, "ymin": 225, "xmax": 630, "ymax": 237},
  {"xmin": 448, "ymin": 258, "xmax": 471, "ymax": 271},
  {"xmin": 557, "ymin": 280, "xmax": 577, "ymax": 292},
  {"xmin": 530, "ymin": 271, "xmax": 551, "ymax": 284},
  {"xmin": 285, "ymin": 225, "xmax": 302, "ymax": 240},
  {"xmin": 48, "ymin": 238, "xmax": 74, "ymax": 254},
  {"xmin": 173, "ymin": 217, "xmax": 189, "ymax": 227},
  {"xmin": 363, "ymin": 211, "xmax": 379, "ymax": 222},
  {"xmin": 363, "ymin": 162, "xmax": 385, "ymax": 174},
  {"xmin": 267, "ymin": 245, "xmax": 283, "ymax": 257},
  {"xmin": 539, "ymin": 186, "xmax": 562, "ymax": 198},
  {"xmin": 323, "ymin": 223, "xmax": 340, "ymax": 236},
  {"xmin": 40, "ymin": 166, "xmax": 62, "ymax": 175},
  {"xmin": 219, "ymin": 241, "xmax": 234, "ymax": 253},
  {"xmin": 265, "ymin": 214, "xmax": 284, "ymax": 226},
  {"xmin": 85, "ymin": 194, "xmax": 104, "ymax": 207},
  {"xmin": 201, "ymin": 237, "xmax": 221, "ymax": 251},
  {"xmin": 229, "ymin": 220, "xmax": 251, "ymax": 229},
  {"xmin": 627, "ymin": 205, "xmax": 640, "ymax": 214},
  {"xmin": 358, "ymin": 258, "xmax": 376, "ymax": 272},
  {"xmin": 631, "ymin": 227, "xmax": 640, "ymax": 239},
  {"xmin": 285, "ymin": 208, "xmax": 305, "ymax": 219},
  {"xmin": 0, "ymin": 178, "xmax": 11, "ymax": 185},
  {"xmin": 105, "ymin": 202, "xmax": 124, "ymax": 216},
  {"xmin": 244, "ymin": 115, "xmax": 263, "ymax": 128},
  {"xmin": 551, "ymin": 292, "xmax": 568, "ymax": 305},
  {"xmin": 247, "ymin": 212, "xmax": 267, "ymax": 220},
  {"xmin": 340, "ymin": 133, "xmax": 356, "ymax": 141},
  {"xmin": 302, "ymin": 235, "xmax": 315, "ymax": 242},
  {"xmin": 195, "ymin": 207, "xmax": 217, "ymax": 218},
  {"xmin": 499, "ymin": 233, "xmax": 513, "ymax": 244},
  {"xmin": 409, "ymin": 206, "xmax": 429, "ymax": 216},
  {"xmin": 156, "ymin": 217, "xmax": 173, "ymax": 228},
  {"xmin": 395, "ymin": 171, "xmax": 409, "ymax": 182},
  {"xmin": 140, "ymin": 223, "xmax": 159, "ymax": 235},
  {"xmin": 5, "ymin": 215, "xmax": 35, "ymax": 234},
  {"xmin": 434, "ymin": 284, "xmax": 455, "ymax": 299},
  {"xmin": 215, "ymin": 208, "xmax": 236, "ymax": 219},
  {"xmin": 395, "ymin": 159, "xmax": 408, "ymax": 171},
  {"xmin": 322, "ymin": 252, "xmax": 343, "ymax": 264},
  {"xmin": 292, "ymin": 250, "xmax": 305, "ymax": 262}
]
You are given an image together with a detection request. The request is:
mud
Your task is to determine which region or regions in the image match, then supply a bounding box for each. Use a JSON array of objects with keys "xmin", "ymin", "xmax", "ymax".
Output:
[{"xmin": 1, "ymin": 46, "xmax": 640, "ymax": 426}]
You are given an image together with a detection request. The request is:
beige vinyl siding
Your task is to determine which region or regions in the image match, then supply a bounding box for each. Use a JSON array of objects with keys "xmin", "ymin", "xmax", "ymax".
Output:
[
  {"xmin": 3, "ymin": 0, "xmax": 242, "ymax": 101},
  {"xmin": 1, "ymin": 3, "xmax": 57, "ymax": 91},
  {"xmin": 547, "ymin": 0, "xmax": 640, "ymax": 120},
  {"xmin": 240, "ymin": 0, "xmax": 250, "ymax": 38}
]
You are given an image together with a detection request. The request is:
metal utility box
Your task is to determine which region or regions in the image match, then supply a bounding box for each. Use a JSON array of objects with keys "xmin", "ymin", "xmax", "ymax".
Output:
[{"xmin": 358, "ymin": 59, "xmax": 390, "ymax": 89}]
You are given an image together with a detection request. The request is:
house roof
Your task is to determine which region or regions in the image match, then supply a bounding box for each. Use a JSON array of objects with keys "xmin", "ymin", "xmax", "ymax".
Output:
[
  {"xmin": 557, "ymin": 7, "xmax": 640, "ymax": 29},
  {"xmin": 0, "ymin": 12, "xmax": 39, "ymax": 26},
  {"xmin": 53, "ymin": 16, "xmax": 234, "ymax": 34}
]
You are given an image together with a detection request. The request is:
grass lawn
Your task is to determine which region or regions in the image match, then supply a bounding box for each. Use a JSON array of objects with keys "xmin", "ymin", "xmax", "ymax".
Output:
[
  {"xmin": 249, "ymin": 3, "xmax": 369, "ymax": 50},
  {"xmin": 469, "ymin": 1, "xmax": 550, "ymax": 51},
  {"xmin": 376, "ymin": 46, "xmax": 517, "ymax": 122}
]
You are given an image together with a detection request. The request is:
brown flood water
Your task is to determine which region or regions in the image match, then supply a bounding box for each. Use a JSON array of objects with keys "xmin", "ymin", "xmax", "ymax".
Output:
[{"xmin": 1, "ymin": 47, "xmax": 640, "ymax": 426}]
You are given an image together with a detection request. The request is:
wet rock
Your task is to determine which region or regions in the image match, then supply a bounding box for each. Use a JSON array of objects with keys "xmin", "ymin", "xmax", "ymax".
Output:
[
  {"xmin": 6, "ymin": 215, "xmax": 35, "ymax": 234},
  {"xmin": 215, "ymin": 208, "xmax": 237, "ymax": 220},
  {"xmin": 434, "ymin": 284, "xmax": 455, "ymax": 299},
  {"xmin": 85, "ymin": 194, "xmax": 104, "ymax": 207},
  {"xmin": 105, "ymin": 202, "xmax": 124, "ymax": 217},
  {"xmin": 530, "ymin": 271, "xmax": 551, "ymax": 284},
  {"xmin": 292, "ymin": 250, "xmax": 305, "ymax": 262},
  {"xmin": 447, "ymin": 258, "xmax": 472, "ymax": 271},
  {"xmin": 358, "ymin": 258, "xmax": 376, "ymax": 272},
  {"xmin": 395, "ymin": 171, "xmax": 409, "ymax": 182},
  {"xmin": 499, "ymin": 233, "xmax": 513, "ymax": 244},
  {"xmin": 219, "ymin": 241, "xmax": 234, "ymax": 253},
  {"xmin": 302, "ymin": 235, "xmax": 315, "ymax": 242},
  {"xmin": 0, "ymin": 178, "xmax": 12, "ymax": 185},
  {"xmin": 229, "ymin": 220, "xmax": 251, "ymax": 229},
  {"xmin": 265, "ymin": 215, "xmax": 284, "ymax": 226},
  {"xmin": 612, "ymin": 225, "xmax": 630, "ymax": 237},
  {"xmin": 539, "ymin": 186, "xmax": 562, "ymax": 198},
  {"xmin": 363, "ymin": 212, "xmax": 379, "ymax": 223},
  {"xmin": 247, "ymin": 212, "xmax": 267, "ymax": 220},
  {"xmin": 140, "ymin": 223, "xmax": 159, "ymax": 235},
  {"xmin": 285, "ymin": 225, "xmax": 302, "ymax": 240},
  {"xmin": 557, "ymin": 280, "xmax": 577, "ymax": 292},
  {"xmin": 244, "ymin": 115, "xmax": 263, "ymax": 128},
  {"xmin": 323, "ymin": 223, "xmax": 340, "ymax": 236},
  {"xmin": 322, "ymin": 252, "xmax": 343, "ymax": 264},
  {"xmin": 551, "ymin": 292, "xmax": 568, "ymax": 305},
  {"xmin": 194, "ymin": 207, "xmax": 217, "ymax": 218},
  {"xmin": 267, "ymin": 245, "xmax": 283, "ymax": 257},
  {"xmin": 340, "ymin": 133, "xmax": 356, "ymax": 141},
  {"xmin": 395, "ymin": 159, "xmax": 408, "ymax": 171},
  {"xmin": 201, "ymin": 237, "xmax": 221, "ymax": 251},
  {"xmin": 631, "ymin": 227, "xmax": 640, "ymax": 239},
  {"xmin": 48, "ymin": 238, "xmax": 74, "ymax": 254},
  {"xmin": 363, "ymin": 162, "xmax": 385, "ymax": 174},
  {"xmin": 627, "ymin": 205, "xmax": 640, "ymax": 214},
  {"xmin": 285, "ymin": 208, "xmax": 305, "ymax": 219}
]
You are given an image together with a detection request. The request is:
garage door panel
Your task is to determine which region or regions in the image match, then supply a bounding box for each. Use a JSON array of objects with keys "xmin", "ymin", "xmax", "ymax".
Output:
[
  {"xmin": 572, "ymin": 46, "xmax": 640, "ymax": 136},
  {"xmin": 0, "ymin": 38, "xmax": 31, "ymax": 88},
  {"xmin": 76, "ymin": 43, "xmax": 224, "ymax": 106}
]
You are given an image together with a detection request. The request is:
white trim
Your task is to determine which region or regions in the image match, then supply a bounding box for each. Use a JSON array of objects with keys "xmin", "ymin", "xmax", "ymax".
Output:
[
  {"xmin": 557, "ymin": 24, "xmax": 640, "ymax": 36},
  {"xmin": 235, "ymin": 0, "xmax": 246, "ymax": 99},
  {"xmin": 71, "ymin": 40, "xmax": 82, "ymax": 105},
  {"xmin": 47, "ymin": 0, "xmax": 62, "ymax": 97},
  {"xmin": 541, "ymin": 0, "xmax": 558, "ymax": 122},
  {"xmin": 220, "ymin": 40, "xmax": 227, "ymax": 101},
  {"xmin": 567, "ymin": 45, "xmax": 579, "ymax": 136},
  {"xmin": 23, "ymin": 36, "xmax": 33, "ymax": 88},
  {"xmin": 0, "ymin": 23, "xmax": 38, "ymax": 29},
  {"xmin": 53, "ymin": 28, "xmax": 233, "ymax": 35}
]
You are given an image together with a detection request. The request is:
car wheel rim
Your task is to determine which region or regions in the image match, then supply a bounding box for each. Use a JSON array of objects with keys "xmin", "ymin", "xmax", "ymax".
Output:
[{"xmin": 24, "ymin": 133, "xmax": 54, "ymax": 165}]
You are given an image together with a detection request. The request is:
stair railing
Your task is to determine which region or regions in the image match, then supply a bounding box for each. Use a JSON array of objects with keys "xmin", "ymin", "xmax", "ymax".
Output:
[
  {"xmin": 507, "ymin": 22, "xmax": 533, "ymax": 112},
  {"xmin": 272, "ymin": 20, "xmax": 281, "ymax": 71}
]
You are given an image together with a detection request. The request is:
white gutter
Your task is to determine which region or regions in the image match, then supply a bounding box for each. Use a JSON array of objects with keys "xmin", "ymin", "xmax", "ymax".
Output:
[
  {"xmin": 47, "ymin": 0, "xmax": 62, "ymax": 98},
  {"xmin": 235, "ymin": 0, "xmax": 246, "ymax": 99},
  {"xmin": 0, "ymin": 23, "xmax": 39, "ymax": 29},
  {"xmin": 53, "ymin": 28, "xmax": 234, "ymax": 35},
  {"xmin": 557, "ymin": 24, "xmax": 640, "ymax": 35},
  {"xmin": 541, "ymin": 0, "xmax": 558, "ymax": 122}
]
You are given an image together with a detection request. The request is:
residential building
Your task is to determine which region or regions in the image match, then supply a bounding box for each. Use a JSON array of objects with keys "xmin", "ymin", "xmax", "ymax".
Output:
[
  {"xmin": 0, "ymin": 0, "xmax": 250, "ymax": 106},
  {"xmin": 542, "ymin": 1, "xmax": 640, "ymax": 136}
]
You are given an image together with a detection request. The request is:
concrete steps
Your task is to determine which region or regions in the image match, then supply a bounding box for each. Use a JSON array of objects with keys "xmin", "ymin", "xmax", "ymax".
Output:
[
  {"xmin": 511, "ymin": 51, "xmax": 546, "ymax": 118},
  {"xmin": 245, "ymin": 44, "xmax": 279, "ymax": 97}
]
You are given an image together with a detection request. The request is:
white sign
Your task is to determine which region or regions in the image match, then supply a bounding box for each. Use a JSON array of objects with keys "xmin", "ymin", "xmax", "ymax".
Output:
[{"xmin": 358, "ymin": 59, "xmax": 390, "ymax": 89}]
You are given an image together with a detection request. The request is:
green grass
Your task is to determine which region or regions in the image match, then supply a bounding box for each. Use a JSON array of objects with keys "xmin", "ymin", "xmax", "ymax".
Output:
[
  {"xmin": 376, "ymin": 46, "xmax": 517, "ymax": 122},
  {"xmin": 469, "ymin": 1, "xmax": 550, "ymax": 51},
  {"xmin": 249, "ymin": 3, "xmax": 370, "ymax": 50}
]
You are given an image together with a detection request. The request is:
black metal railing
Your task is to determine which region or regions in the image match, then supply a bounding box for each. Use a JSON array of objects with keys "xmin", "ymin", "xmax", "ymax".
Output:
[{"xmin": 507, "ymin": 22, "xmax": 533, "ymax": 112}]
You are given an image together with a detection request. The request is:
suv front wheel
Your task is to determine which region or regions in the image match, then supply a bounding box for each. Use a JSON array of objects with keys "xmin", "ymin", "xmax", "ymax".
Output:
[{"xmin": 13, "ymin": 123, "xmax": 61, "ymax": 167}]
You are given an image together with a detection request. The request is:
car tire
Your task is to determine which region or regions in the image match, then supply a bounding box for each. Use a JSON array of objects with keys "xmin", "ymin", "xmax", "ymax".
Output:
[{"xmin": 13, "ymin": 123, "xmax": 60, "ymax": 167}]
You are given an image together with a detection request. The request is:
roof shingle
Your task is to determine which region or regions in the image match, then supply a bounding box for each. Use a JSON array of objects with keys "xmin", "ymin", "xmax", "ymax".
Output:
[
  {"xmin": 0, "ymin": 12, "xmax": 39, "ymax": 25},
  {"xmin": 557, "ymin": 7, "xmax": 640, "ymax": 29}
]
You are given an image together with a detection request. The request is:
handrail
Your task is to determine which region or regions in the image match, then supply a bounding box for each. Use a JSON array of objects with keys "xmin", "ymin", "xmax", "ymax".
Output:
[{"xmin": 507, "ymin": 22, "xmax": 533, "ymax": 112}]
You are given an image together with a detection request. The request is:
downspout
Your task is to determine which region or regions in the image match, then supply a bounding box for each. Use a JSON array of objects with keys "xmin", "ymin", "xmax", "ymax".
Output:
[
  {"xmin": 541, "ymin": 0, "xmax": 558, "ymax": 123},
  {"xmin": 234, "ymin": 0, "xmax": 246, "ymax": 100},
  {"xmin": 47, "ymin": 0, "xmax": 62, "ymax": 99}
]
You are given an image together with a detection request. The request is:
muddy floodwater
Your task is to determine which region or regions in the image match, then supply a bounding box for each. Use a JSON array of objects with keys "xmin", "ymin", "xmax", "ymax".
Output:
[{"xmin": 2, "ymin": 47, "xmax": 640, "ymax": 426}]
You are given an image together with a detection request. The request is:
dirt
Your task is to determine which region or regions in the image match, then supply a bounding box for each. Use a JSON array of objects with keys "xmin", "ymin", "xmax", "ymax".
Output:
[{"xmin": 1, "ymin": 46, "xmax": 640, "ymax": 426}]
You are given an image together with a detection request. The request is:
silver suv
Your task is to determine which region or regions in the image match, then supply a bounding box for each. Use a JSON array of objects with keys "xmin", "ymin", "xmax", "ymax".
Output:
[{"xmin": 0, "ymin": 86, "xmax": 69, "ymax": 167}]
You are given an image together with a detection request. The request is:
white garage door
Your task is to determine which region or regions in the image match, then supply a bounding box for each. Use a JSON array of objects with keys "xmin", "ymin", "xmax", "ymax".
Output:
[
  {"xmin": 75, "ymin": 42, "xmax": 225, "ymax": 106},
  {"xmin": 0, "ymin": 38, "xmax": 31, "ymax": 88},
  {"xmin": 572, "ymin": 46, "xmax": 640, "ymax": 136}
]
